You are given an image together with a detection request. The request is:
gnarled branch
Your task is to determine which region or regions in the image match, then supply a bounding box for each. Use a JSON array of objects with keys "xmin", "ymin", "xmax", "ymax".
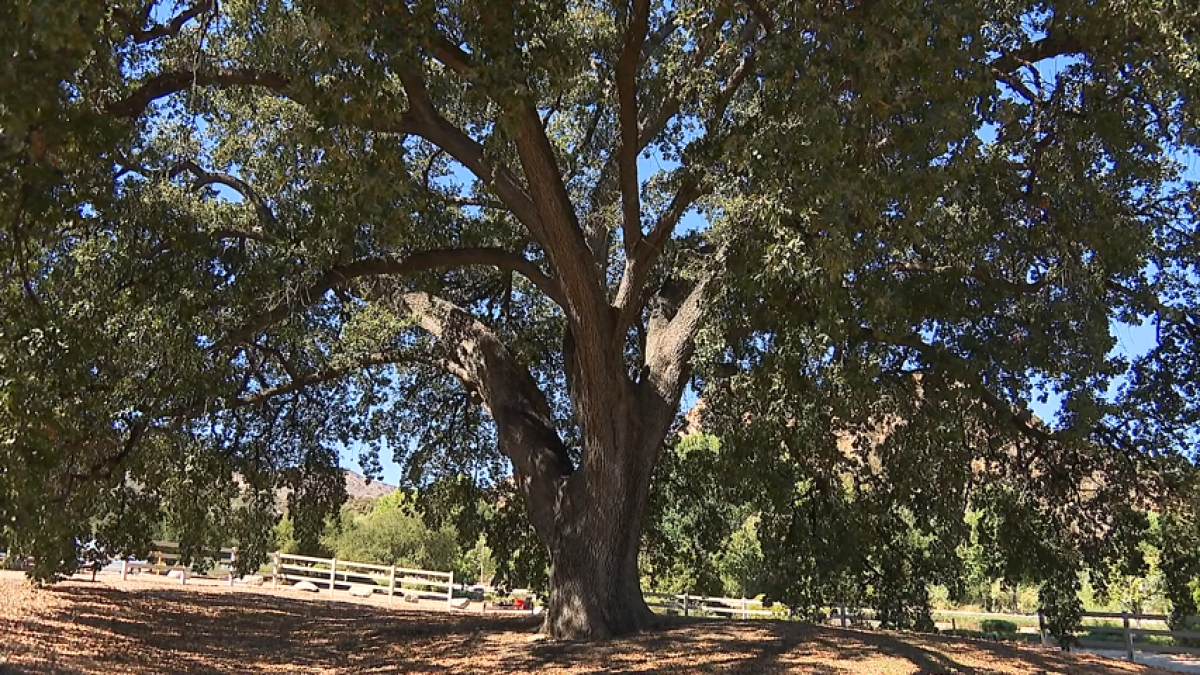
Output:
[
  {"xmin": 991, "ymin": 32, "xmax": 1085, "ymax": 74},
  {"xmin": 221, "ymin": 247, "xmax": 566, "ymax": 347},
  {"xmin": 169, "ymin": 160, "xmax": 279, "ymax": 236},
  {"xmin": 116, "ymin": 0, "xmax": 215, "ymax": 44},
  {"xmin": 106, "ymin": 69, "xmax": 293, "ymax": 119}
]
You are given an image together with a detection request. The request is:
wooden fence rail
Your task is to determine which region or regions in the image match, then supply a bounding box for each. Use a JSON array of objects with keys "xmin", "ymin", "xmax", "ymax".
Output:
[
  {"xmin": 1074, "ymin": 611, "xmax": 1200, "ymax": 660},
  {"xmin": 272, "ymin": 551, "xmax": 454, "ymax": 607},
  {"xmin": 119, "ymin": 541, "xmax": 238, "ymax": 585},
  {"xmin": 11, "ymin": 541, "xmax": 1200, "ymax": 658},
  {"xmin": 643, "ymin": 592, "xmax": 779, "ymax": 619},
  {"xmin": 643, "ymin": 592, "xmax": 1200, "ymax": 661}
]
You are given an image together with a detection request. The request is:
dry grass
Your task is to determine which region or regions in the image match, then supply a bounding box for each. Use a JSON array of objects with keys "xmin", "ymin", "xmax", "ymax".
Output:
[{"xmin": 0, "ymin": 572, "xmax": 1175, "ymax": 674}]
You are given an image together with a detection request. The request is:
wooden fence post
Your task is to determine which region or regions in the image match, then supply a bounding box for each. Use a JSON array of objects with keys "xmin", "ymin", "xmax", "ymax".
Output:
[
  {"xmin": 120, "ymin": 559, "xmax": 128, "ymax": 581},
  {"xmin": 683, "ymin": 592, "xmax": 689, "ymax": 617},
  {"xmin": 951, "ymin": 617, "xmax": 956, "ymax": 634},
  {"xmin": 1038, "ymin": 610, "xmax": 1048, "ymax": 647},
  {"xmin": 742, "ymin": 596, "xmax": 748, "ymax": 620},
  {"xmin": 840, "ymin": 605, "xmax": 848, "ymax": 628},
  {"xmin": 228, "ymin": 547, "xmax": 238, "ymax": 587},
  {"xmin": 272, "ymin": 552, "xmax": 280, "ymax": 589},
  {"xmin": 388, "ymin": 565, "xmax": 396, "ymax": 602},
  {"xmin": 448, "ymin": 571, "xmax": 455, "ymax": 608},
  {"xmin": 329, "ymin": 558, "xmax": 337, "ymax": 592},
  {"xmin": 1122, "ymin": 612, "xmax": 1135, "ymax": 662}
]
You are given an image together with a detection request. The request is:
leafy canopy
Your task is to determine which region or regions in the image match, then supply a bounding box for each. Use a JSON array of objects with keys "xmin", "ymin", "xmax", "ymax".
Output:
[{"xmin": 0, "ymin": 1, "xmax": 1198, "ymax": 636}]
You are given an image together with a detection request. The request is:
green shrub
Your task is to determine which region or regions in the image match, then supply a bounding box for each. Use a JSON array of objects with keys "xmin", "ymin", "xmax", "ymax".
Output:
[{"xmin": 980, "ymin": 619, "xmax": 1019, "ymax": 634}]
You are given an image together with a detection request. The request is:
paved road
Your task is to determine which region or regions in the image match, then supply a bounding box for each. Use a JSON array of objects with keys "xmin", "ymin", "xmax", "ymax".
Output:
[{"xmin": 1079, "ymin": 648, "xmax": 1200, "ymax": 674}]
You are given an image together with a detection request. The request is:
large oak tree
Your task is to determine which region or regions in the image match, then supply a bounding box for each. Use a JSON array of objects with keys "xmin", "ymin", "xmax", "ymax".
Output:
[{"xmin": 2, "ymin": 0, "xmax": 1199, "ymax": 639}]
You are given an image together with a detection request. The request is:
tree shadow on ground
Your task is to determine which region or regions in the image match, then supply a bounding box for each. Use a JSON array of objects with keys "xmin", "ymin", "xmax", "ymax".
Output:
[
  {"xmin": 1, "ymin": 579, "xmax": 1168, "ymax": 675},
  {"xmin": 513, "ymin": 618, "xmax": 1145, "ymax": 675}
]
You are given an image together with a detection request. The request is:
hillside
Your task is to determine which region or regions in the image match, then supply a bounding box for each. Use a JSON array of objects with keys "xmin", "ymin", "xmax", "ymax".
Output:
[{"xmin": 343, "ymin": 470, "xmax": 396, "ymax": 500}]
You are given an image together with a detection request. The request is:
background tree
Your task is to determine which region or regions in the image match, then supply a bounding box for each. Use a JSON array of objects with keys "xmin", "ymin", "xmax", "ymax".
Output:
[
  {"xmin": 323, "ymin": 491, "xmax": 463, "ymax": 573},
  {"xmin": 2, "ymin": 0, "xmax": 1199, "ymax": 640}
]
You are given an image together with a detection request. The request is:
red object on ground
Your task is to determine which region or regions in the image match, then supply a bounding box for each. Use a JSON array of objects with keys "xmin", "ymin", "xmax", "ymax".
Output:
[{"xmin": 514, "ymin": 598, "xmax": 526, "ymax": 610}]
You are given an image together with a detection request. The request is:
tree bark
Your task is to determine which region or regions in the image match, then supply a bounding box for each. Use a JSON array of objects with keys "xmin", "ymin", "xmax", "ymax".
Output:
[
  {"xmin": 538, "ymin": 428, "xmax": 661, "ymax": 639},
  {"xmin": 543, "ymin": 499, "xmax": 656, "ymax": 639},
  {"xmin": 522, "ymin": 370, "xmax": 681, "ymax": 639}
]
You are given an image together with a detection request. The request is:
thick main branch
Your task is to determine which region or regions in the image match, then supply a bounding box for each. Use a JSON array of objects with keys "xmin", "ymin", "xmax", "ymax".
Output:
[
  {"xmin": 221, "ymin": 247, "xmax": 564, "ymax": 347},
  {"xmin": 616, "ymin": 0, "xmax": 652, "ymax": 255}
]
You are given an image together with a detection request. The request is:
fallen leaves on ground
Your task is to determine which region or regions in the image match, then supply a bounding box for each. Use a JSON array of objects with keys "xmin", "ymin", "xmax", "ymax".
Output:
[{"xmin": 0, "ymin": 572, "xmax": 1172, "ymax": 674}]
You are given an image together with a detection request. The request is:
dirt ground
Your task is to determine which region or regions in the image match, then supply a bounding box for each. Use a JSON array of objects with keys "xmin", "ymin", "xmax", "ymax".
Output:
[{"xmin": 0, "ymin": 571, "xmax": 1176, "ymax": 675}]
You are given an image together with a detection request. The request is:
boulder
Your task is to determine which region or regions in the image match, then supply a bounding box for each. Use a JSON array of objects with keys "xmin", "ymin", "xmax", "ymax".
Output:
[
  {"xmin": 349, "ymin": 585, "xmax": 374, "ymax": 598},
  {"xmin": 293, "ymin": 580, "xmax": 320, "ymax": 592},
  {"xmin": 166, "ymin": 570, "xmax": 186, "ymax": 580},
  {"xmin": 239, "ymin": 575, "xmax": 265, "ymax": 587},
  {"xmin": 404, "ymin": 593, "xmax": 420, "ymax": 603},
  {"xmin": 450, "ymin": 597, "xmax": 471, "ymax": 610}
]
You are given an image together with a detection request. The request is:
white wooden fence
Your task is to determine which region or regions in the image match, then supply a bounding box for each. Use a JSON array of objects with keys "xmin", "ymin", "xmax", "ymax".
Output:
[
  {"xmin": 119, "ymin": 541, "xmax": 239, "ymax": 585},
  {"xmin": 645, "ymin": 593, "xmax": 1200, "ymax": 661},
  {"xmin": 1074, "ymin": 611, "xmax": 1200, "ymax": 660},
  {"xmin": 644, "ymin": 591, "xmax": 780, "ymax": 619},
  {"xmin": 271, "ymin": 551, "xmax": 455, "ymax": 606},
  {"xmin": 0, "ymin": 551, "xmax": 34, "ymax": 568}
]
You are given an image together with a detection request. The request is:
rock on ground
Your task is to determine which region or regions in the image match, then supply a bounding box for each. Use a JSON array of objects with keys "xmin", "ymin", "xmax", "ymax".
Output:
[
  {"xmin": 292, "ymin": 580, "xmax": 320, "ymax": 592},
  {"xmin": 349, "ymin": 586, "xmax": 374, "ymax": 598}
]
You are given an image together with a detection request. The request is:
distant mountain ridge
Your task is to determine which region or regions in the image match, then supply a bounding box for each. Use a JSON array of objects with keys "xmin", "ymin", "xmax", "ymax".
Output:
[{"xmin": 343, "ymin": 470, "xmax": 396, "ymax": 500}]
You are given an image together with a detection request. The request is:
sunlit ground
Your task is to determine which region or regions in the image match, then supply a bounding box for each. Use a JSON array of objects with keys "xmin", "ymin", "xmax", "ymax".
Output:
[{"xmin": 0, "ymin": 572, "xmax": 1170, "ymax": 674}]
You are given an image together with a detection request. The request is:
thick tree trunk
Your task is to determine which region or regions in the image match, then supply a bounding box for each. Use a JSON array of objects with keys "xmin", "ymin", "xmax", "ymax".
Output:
[
  {"xmin": 541, "ymin": 460, "xmax": 657, "ymax": 639},
  {"xmin": 416, "ymin": 280, "xmax": 695, "ymax": 640},
  {"xmin": 543, "ymin": 518, "xmax": 654, "ymax": 638},
  {"xmin": 526, "ymin": 392, "xmax": 668, "ymax": 640}
]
